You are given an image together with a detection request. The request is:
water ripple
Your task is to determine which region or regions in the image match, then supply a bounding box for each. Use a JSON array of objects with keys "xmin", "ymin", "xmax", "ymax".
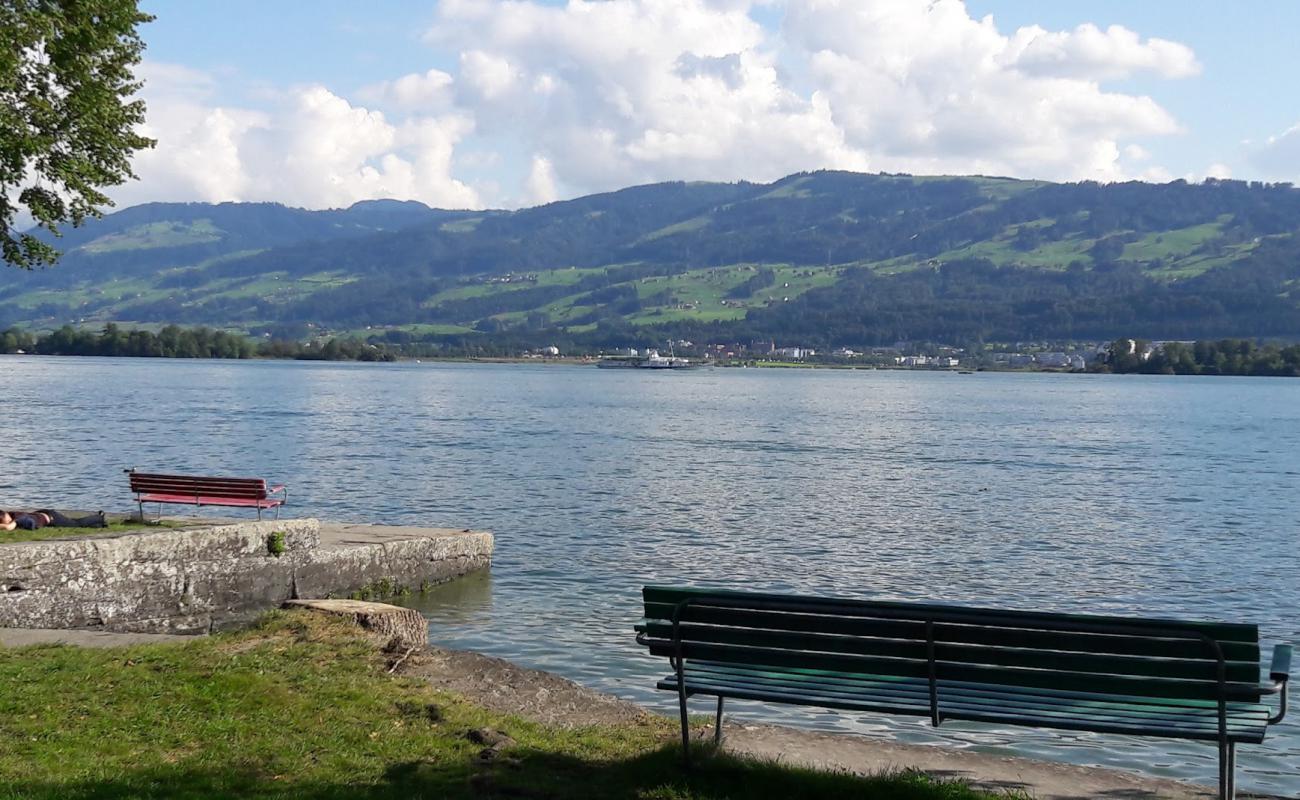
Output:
[{"xmin": 4, "ymin": 357, "xmax": 1298, "ymax": 795}]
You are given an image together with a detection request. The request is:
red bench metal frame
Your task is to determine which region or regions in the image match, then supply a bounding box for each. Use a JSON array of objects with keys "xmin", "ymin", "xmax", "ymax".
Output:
[{"xmin": 126, "ymin": 470, "xmax": 287, "ymax": 521}]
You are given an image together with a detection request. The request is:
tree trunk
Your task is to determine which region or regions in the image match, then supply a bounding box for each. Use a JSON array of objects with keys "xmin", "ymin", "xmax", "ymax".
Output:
[{"xmin": 283, "ymin": 598, "xmax": 428, "ymax": 649}]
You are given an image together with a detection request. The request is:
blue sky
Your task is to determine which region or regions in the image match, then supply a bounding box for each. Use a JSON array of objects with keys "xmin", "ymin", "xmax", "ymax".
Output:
[{"xmin": 123, "ymin": 1, "xmax": 1300, "ymax": 210}]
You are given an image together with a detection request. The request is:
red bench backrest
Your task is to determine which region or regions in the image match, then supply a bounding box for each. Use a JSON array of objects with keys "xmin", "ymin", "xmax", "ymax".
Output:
[{"xmin": 128, "ymin": 472, "xmax": 269, "ymax": 500}]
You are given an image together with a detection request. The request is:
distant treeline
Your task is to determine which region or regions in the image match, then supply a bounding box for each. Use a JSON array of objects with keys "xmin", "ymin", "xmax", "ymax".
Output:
[
  {"xmin": 0, "ymin": 324, "xmax": 397, "ymax": 362},
  {"xmin": 1101, "ymin": 338, "xmax": 1300, "ymax": 376}
]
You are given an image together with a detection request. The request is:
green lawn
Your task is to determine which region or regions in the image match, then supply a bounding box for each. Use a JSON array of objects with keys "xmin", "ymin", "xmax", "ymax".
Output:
[
  {"xmin": 0, "ymin": 613, "xmax": 1002, "ymax": 800},
  {"xmin": 0, "ymin": 519, "xmax": 192, "ymax": 545}
]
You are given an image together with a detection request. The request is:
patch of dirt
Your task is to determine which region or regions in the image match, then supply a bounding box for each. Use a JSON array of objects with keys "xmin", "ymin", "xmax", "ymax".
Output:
[
  {"xmin": 407, "ymin": 645, "xmax": 655, "ymax": 729},
  {"xmin": 404, "ymin": 645, "xmax": 1280, "ymax": 800}
]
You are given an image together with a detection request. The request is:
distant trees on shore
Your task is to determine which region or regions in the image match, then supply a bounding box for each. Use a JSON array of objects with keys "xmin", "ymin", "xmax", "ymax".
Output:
[
  {"xmin": 1101, "ymin": 338, "xmax": 1300, "ymax": 376},
  {"xmin": 0, "ymin": 324, "xmax": 396, "ymax": 362}
]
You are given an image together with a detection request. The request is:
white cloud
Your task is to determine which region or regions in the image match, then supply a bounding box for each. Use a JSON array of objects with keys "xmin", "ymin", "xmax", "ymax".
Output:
[
  {"xmin": 1003, "ymin": 23, "xmax": 1200, "ymax": 81},
  {"xmin": 122, "ymin": 2, "xmax": 1203, "ymax": 209},
  {"xmin": 1204, "ymin": 162, "xmax": 1232, "ymax": 179},
  {"xmin": 459, "ymin": 50, "xmax": 518, "ymax": 101},
  {"xmin": 1250, "ymin": 121, "xmax": 1300, "ymax": 182},
  {"xmin": 122, "ymin": 63, "xmax": 480, "ymax": 210},
  {"xmin": 783, "ymin": 0, "xmax": 1184, "ymax": 181},
  {"xmin": 356, "ymin": 68, "xmax": 455, "ymax": 112},
  {"xmin": 1124, "ymin": 144, "xmax": 1150, "ymax": 162},
  {"xmin": 523, "ymin": 154, "xmax": 559, "ymax": 204},
  {"xmin": 427, "ymin": 0, "xmax": 867, "ymax": 193}
]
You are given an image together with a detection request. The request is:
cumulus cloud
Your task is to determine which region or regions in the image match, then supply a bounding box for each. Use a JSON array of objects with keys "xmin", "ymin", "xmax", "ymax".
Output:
[
  {"xmin": 427, "ymin": 0, "xmax": 866, "ymax": 192},
  {"xmin": 122, "ymin": 63, "xmax": 480, "ymax": 210},
  {"xmin": 1004, "ymin": 23, "xmax": 1200, "ymax": 81},
  {"xmin": 122, "ymin": 1, "xmax": 1204, "ymax": 209},
  {"xmin": 356, "ymin": 68, "xmax": 455, "ymax": 112},
  {"xmin": 1250, "ymin": 122, "xmax": 1300, "ymax": 182},
  {"xmin": 784, "ymin": 0, "xmax": 1184, "ymax": 180},
  {"xmin": 523, "ymin": 154, "xmax": 560, "ymax": 205}
]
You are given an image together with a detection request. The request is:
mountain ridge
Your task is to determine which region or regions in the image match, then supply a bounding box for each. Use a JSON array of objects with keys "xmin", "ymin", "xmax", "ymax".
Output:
[{"xmin": 4, "ymin": 170, "xmax": 1300, "ymax": 346}]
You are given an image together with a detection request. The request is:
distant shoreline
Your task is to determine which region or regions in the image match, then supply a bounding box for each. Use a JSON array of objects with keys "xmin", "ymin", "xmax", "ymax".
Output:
[{"xmin": 9, "ymin": 350, "xmax": 1300, "ymax": 377}]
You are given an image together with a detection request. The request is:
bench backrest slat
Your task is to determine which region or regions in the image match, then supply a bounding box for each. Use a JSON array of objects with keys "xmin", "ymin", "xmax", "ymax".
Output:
[
  {"xmin": 637, "ymin": 621, "xmax": 1261, "ymax": 683},
  {"xmin": 641, "ymin": 586, "xmax": 1263, "ymax": 703},
  {"xmin": 129, "ymin": 472, "xmax": 269, "ymax": 500},
  {"xmin": 641, "ymin": 604, "xmax": 1261, "ymax": 663}
]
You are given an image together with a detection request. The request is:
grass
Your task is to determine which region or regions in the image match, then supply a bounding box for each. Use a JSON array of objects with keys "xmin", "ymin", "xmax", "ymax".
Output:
[
  {"xmin": 439, "ymin": 217, "xmax": 485, "ymax": 233},
  {"xmin": 0, "ymin": 519, "xmax": 193, "ymax": 545},
  {"xmin": 635, "ymin": 216, "xmax": 710, "ymax": 243},
  {"xmin": 0, "ymin": 613, "xmax": 1003, "ymax": 800},
  {"xmin": 1120, "ymin": 218, "xmax": 1227, "ymax": 264},
  {"xmin": 81, "ymin": 220, "xmax": 223, "ymax": 254}
]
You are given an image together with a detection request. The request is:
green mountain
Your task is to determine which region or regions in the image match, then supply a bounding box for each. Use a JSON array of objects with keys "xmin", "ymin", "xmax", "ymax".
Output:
[{"xmin": 5, "ymin": 171, "xmax": 1300, "ymax": 347}]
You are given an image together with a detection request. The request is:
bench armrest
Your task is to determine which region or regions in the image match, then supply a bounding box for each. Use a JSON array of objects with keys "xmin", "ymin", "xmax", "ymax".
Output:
[
  {"xmin": 268, "ymin": 485, "xmax": 287, "ymax": 507},
  {"xmin": 1270, "ymin": 644, "xmax": 1292, "ymax": 683},
  {"xmin": 1264, "ymin": 644, "xmax": 1291, "ymax": 725}
]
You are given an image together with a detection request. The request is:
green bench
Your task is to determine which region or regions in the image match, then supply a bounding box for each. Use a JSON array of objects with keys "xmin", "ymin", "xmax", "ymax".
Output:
[{"xmin": 635, "ymin": 586, "xmax": 1292, "ymax": 800}]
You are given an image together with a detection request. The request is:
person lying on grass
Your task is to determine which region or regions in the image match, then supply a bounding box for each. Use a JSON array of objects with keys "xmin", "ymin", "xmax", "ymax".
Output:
[{"xmin": 0, "ymin": 509, "xmax": 106, "ymax": 531}]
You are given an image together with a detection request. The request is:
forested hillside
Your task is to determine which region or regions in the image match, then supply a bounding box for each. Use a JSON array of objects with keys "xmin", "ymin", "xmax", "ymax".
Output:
[{"xmin": 4, "ymin": 171, "xmax": 1300, "ymax": 347}]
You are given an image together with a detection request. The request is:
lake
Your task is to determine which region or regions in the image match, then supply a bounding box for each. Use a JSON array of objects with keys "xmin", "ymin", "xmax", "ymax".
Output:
[{"xmin": 4, "ymin": 356, "xmax": 1298, "ymax": 795}]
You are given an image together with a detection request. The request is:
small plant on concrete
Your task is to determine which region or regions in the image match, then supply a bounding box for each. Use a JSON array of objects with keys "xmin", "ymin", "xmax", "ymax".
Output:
[
  {"xmin": 349, "ymin": 578, "xmax": 406, "ymax": 600},
  {"xmin": 266, "ymin": 531, "xmax": 287, "ymax": 557}
]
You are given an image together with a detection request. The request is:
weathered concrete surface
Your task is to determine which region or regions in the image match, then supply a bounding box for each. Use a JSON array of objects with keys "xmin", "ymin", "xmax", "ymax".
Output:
[
  {"xmin": 298, "ymin": 523, "xmax": 494, "ymax": 601},
  {"xmin": 0, "ymin": 519, "xmax": 492, "ymax": 634},
  {"xmin": 283, "ymin": 598, "xmax": 428, "ymax": 649}
]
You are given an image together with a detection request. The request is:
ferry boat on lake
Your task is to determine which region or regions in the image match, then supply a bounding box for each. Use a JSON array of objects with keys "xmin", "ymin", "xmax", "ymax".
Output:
[{"xmin": 596, "ymin": 349, "xmax": 699, "ymax": 369}]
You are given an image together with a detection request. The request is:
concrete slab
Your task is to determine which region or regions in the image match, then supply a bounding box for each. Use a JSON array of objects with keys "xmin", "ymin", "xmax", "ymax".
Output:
[
  {"xmin": 0, "ymin": 628, "xmax": 196, "ymax": 648},
  {"xmin": 2, "ymin": 518, "xmax": 492, "ymax": 634},
  {"xmin": 316, "ymin": 522, "xmax": 486, "ymax": 548}
]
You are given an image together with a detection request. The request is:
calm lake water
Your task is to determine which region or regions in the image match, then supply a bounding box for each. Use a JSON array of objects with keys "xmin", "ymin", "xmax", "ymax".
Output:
[{"xmin": 4, "ymin": 356, "xmax": 1298, "ymax": 795}]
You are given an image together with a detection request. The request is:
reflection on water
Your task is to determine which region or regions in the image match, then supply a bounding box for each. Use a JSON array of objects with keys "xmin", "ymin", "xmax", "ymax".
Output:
[
  {"xmin": 401, "ymin": 569, "xmax": 494, "ymax": 624},
  {"xmin": 4, "ymin": 356, "xmax": 1299, "ymax": 796}
]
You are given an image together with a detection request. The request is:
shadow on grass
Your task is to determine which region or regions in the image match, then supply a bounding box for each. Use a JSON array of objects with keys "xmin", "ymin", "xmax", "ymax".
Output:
[{"xmin": 1, "ymin": 743, "xmax": 998, "ymax": 800}]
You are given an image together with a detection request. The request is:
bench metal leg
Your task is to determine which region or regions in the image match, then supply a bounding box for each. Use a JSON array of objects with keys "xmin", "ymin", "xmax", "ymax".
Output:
[
  {"xmin": 1220, "ymin": 741, "xmax": 1235, "ymax": 800},
  {"xmin": 714, "ymin": 696, "xmax": 725, "ymax": 745},
  {"xmin": 677, "ymin": 683, "xmax": 691, "ymax": 765}
]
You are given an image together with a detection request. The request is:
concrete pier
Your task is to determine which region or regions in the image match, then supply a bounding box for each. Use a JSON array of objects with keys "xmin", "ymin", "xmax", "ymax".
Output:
[{"xmin": 0, "ymin": 518, "xmax": 493, "ymax": 634}]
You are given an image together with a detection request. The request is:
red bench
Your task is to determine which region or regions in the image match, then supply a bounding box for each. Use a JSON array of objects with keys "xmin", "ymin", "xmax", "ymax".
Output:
[{"xmin": 127, "ymin": 470, "xmax": 287, "ymax": 521}]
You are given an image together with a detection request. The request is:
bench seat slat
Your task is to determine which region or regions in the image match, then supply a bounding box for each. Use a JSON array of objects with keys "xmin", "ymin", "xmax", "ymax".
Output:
[
  {"xmin": 661, "ymin": 674, "xmax": 1270, "ymax": 744},
  {"xmin": 637, "ymin": 621, "xmax": 1260, "ymax": 683},
  {"xmin": 676, "ymin": 664, "xmax": 1271, "ymax": 725},
  {"xmin": 137, "ymin": 492, "xmax": 284, "ymax": 509},
  {"xmin": 681, "ymin": 662, "xmax": 1271, "ymax": 721},
  {"xmin": 665, "ymin": 676, "xmax": 1263, "ymax": 738}
]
